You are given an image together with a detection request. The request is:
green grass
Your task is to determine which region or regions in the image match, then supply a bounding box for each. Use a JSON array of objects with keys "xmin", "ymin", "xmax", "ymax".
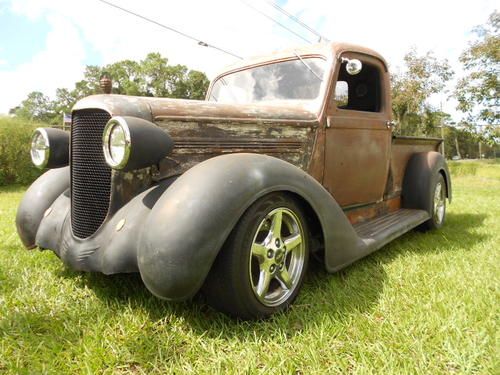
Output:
[
  {"xmin": 1, "ymin": 163, "xmax": 499, "ymax": 374},
  {"xmin": 448, "ymin": 158, "xmax": 499, "ymax": 177}
]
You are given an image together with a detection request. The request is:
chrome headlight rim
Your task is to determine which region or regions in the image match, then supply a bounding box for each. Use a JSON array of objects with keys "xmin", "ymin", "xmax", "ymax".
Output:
[
  {"xmin": 102, "ymin": 117, "xmax": 131, "ymax": 169},
  {"xmin": 30, "ymin": 128, "xmax": 50, "ymax": 169}
]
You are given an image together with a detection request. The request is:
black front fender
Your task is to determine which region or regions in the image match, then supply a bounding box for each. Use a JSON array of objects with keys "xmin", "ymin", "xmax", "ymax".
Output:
[
  {"xmin": 16, "ymin": 167, "xmax": 70, "ymax": 249},
  {"xmin": 138, "ymin": 153, "xmax": 362, "ymax": 301}
]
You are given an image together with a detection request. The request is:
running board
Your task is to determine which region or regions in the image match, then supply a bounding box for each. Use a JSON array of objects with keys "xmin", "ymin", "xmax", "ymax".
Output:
[
  {"xmin": 325, "ymin": 208, "xmax": 431, "ymax": 273},
  {"xmin": 355, "ymin": 208, "xmax": 430, "ymax": 250}
]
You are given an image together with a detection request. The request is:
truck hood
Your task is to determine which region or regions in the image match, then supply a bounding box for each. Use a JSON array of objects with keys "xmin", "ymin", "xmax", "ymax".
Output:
[{"xmin": 73, "ymin": 94, "xmax": 319, "ymax": 125}]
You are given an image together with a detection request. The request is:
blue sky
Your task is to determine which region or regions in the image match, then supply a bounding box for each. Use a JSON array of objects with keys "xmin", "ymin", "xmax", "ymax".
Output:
[
  {"xmin": 0, "ymin": 2, "xmax": 100, "ymax": 72},
  {"xmin": 0, "ymin": 12, "xmax": 49, "ymax": 69},
  {"xmin": 0, "ymin": 0, "xmax": 497, "ymax": 117}
]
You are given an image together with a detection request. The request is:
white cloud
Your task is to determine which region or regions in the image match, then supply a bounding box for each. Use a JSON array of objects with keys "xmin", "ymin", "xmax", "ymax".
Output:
[
  {"xmin": 285, "ymin": 0, "xmax": 497, "ymax": 119},
  {"xmin": 0, "ymin": 0, "xmax": 497, "ymax": 118},
  {"xmin": 0, "ymin": 13, "xmax": 86, "ymax": 112}
]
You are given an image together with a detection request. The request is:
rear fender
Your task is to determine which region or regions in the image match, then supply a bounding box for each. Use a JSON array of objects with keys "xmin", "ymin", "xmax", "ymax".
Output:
[
  {"xmin": 138, "ymin": 153, "xmax": 362, "ymax": 301},
  {"xmin": 402, "ymin": 151, "xmax": 452, "ymax": 213}
]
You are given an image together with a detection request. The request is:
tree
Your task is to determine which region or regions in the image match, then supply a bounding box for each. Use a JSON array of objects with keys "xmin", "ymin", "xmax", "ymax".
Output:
[
  {"xmin": 73, "ymin": 65, "xmax": 104, "ymax": 98},
  {"xmin": 13, "ymin": 53, "xmax": 210, "ymax": 123},
  {"xmin": 53, "ymin": 88, "xmax": 77, "ymax": 117},
  {"xmin": 455, "ymin": 11, "xmax": 499, "ymax": 144},
  {"xmin": 184, "ymin": 70, "xmax": 210, "ymax": 100},
  {"xmin": 141, "ymin": 52, "xmax": 172, "ymax": 97},
  {"xmin": 15, "ymin": 91, "xmax": 54, "ymax": 123},
  {"xmin": 140, "ymin": 53, "xmax": 209, "ymax": 99},
  {"xmin": 391, "ymin": 48, "xmax": 454, "ymax": 135},
  {"xmin": 106, "ymin": 60, "xmax": 143, "ymax": 95}
]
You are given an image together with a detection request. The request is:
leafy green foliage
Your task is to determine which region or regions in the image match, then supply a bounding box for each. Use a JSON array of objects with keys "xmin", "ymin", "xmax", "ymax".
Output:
[
  {"xmin": 455, "ymin": 11, "xmax": 499, "ymax": 134},
  {"xmin": 14, "ymin": 92, "xmax": 55, "ymax": 124},
  {"xmin": 391, "ymin": 48, "xmax": 454, "ymax": 135},
  {"xmin": 0, "ymin": 117, "xmax": 43, "ymax": 185},
  {"xmin": 0, "ymin": 162, "xmax": 498, "ymax": 373},
  {"xmin": 389, "ymin": 38, "xmax": 498, "ymax": 156},
  {"xmin": 13, "ymin": 53, "xmax": 210, "ymax": 124}
]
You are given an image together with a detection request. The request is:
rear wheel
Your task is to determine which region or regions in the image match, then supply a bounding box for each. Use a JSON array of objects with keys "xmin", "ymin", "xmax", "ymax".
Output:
[
  {"xmin": 421, "ymin": 174, "xmax": 447, "ymax": 230},
  {"xmin": 203, "ymin": 193, "xmax": 309, "ymax": 319}
]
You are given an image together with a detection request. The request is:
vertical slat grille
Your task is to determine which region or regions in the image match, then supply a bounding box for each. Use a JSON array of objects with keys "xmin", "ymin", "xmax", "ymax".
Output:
[{"xmin": 71, "ymin": 110, "xmax": 112, "ymax": 238}]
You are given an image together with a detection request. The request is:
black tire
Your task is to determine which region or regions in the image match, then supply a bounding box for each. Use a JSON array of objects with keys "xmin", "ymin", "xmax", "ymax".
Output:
[
  {"xmin": 420, "ymin": 173, "xmax": 447, "ymax": 231},
  {"xmin": 203, "ymin": 193, "xmax": 310, "ymax": 320}
]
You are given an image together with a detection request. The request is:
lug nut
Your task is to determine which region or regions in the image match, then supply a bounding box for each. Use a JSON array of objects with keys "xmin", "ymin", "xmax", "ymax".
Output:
[
  {"xmin": 279, "ymin": 264, "xmax": 284, "ymax": 270},
  {"xmin": 270, "ymin": 265, "xmax": 276, "ymax": 272},
  {"xmin": 267, "ymin": 249, "xmax": 273, "ymax": 258},
  {"xmin": 275, "ymin": 239, "xmax": 280, "ymax": 247}
]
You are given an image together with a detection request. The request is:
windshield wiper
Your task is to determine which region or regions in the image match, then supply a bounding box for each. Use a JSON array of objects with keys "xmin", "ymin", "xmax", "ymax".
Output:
[{"xmin": 293, "ymin": 50, "xmax": 323, "ymax": 82}]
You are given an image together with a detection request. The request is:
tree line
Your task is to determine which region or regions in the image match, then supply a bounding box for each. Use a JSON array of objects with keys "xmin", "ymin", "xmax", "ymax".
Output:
[
  {"xmin": 11, "ymin": 52, "xmax": 210, "ymax": 124},
  {"xmin": 10, "ymin": 11, "xmax": 499, "ymax": 159},
  {"xmin": 391, "ymin": 11, "xmax": 498, "ymax": 158}
]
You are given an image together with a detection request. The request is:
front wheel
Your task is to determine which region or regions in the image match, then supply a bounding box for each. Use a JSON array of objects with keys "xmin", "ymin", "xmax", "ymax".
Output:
[{"xmin": 203, "ymin": 193, "xmax": 310, "ymax": 319}]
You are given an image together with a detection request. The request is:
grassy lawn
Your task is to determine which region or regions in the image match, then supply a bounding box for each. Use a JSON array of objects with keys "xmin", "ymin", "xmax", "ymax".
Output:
[{"xmin": 0, "ymin": 161, "xmax": 498, "ymax": 374}]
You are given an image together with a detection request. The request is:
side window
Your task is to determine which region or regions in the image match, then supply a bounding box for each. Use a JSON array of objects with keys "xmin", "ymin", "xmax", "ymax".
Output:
[
  {"xmin": 334, "ymin": 81, "xmax": 349, "ymax": 108},
  {"xmin": 335, "ymin": 59, "xmax": 382, "ymax": 112}
]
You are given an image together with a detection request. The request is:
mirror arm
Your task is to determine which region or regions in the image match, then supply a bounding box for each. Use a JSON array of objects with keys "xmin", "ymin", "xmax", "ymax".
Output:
[{"xmin": 340, "ymin": 57, "xmax": 363, "ymax": 76}]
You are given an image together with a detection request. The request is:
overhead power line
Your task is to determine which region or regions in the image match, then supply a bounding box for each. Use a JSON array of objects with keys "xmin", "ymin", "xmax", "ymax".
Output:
[
  {"xmin": 96, "ymin": 0, "xmax": 243, "ymax": 60},
  {"xmin": 264, "ymin": 0, "xmax": 329, "ymax": 42},
  {"xmin": 240, "ymin": 0, "xmax": 312, "ymax": 44}
]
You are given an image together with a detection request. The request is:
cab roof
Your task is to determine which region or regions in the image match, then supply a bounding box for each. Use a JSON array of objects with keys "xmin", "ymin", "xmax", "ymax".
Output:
[{"xmin": 216, "ymin": 42, "xmax": 388, "ymax": 77}]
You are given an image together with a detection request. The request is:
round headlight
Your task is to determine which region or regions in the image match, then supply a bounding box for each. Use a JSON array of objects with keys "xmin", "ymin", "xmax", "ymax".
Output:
[
  {"xmin": 30, "ymin": 128, "xmax": 50, "ymax": 168},
  {"xmin": 103, "ymin": 117, "xmax": 131, "ymax": 169}
]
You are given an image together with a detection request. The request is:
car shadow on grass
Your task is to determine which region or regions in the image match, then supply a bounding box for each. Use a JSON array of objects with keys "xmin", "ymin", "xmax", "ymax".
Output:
[{"xmin": 54, "ymin": 212, "xmax": 487, "ymax": 340}]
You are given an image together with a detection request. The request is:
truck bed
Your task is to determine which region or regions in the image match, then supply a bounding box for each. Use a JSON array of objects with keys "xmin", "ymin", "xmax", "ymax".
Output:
[{"xmin": 388, "ymin": 135, "xmax": 443, "ymax": 198}]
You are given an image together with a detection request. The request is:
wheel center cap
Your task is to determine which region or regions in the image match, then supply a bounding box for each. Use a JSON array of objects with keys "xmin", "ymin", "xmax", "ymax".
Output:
[{"xmin": 275, "ymin": 249, "xmax": 285, "ymax": 264}]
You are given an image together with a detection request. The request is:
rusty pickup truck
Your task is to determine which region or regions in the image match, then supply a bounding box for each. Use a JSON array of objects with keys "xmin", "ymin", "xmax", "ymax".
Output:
[{"xmin": 17, "ymin": 42, "xmax": 451, "ymax": 319}]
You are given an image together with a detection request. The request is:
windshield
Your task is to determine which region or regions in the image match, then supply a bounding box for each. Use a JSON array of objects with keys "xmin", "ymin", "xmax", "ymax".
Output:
[{"xmin": 208, "ymin": 57, "xmax": 326, "ymax": 106}]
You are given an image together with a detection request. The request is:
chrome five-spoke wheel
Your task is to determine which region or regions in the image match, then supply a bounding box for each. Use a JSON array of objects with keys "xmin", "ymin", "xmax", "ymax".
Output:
[
  {"xmin": 422, "ymin": 173, "xmax": 447, "ymax": 230},
  {"xmin": 249, "ymin": 207, "xmax": 306, "ymax": 307},
  {"xmin": 433, "ymin": 179, "xmax": 445, "ymax": 225},
  {"xmin": 203, "ymin": 193, "xmax": 310, "ymax": 319}
]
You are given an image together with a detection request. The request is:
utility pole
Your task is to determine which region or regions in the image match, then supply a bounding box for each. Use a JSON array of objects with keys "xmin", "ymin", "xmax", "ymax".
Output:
[
  {"xmin": 440, "ymin": 102, "xmax": 445, "ymax": 158},
  {"xmin": 440, "ymin": 123, "xmax": 445, "ymax": 158},
  {"xmin": 455, "ymin": 137, "xmax": 461, "ymax": 159}
]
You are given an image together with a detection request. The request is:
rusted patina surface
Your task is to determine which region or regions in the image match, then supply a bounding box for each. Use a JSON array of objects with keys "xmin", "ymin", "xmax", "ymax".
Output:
[
  {"xmin": 108, "ymin": 168, "xmax": 152, "ymax": 215},
  {"xmin": 71, "ymin": 41, "xmax": 444, "ymax": 224},
  {"xmin": 154, "ymin": 118, "xmax": 316, "ymax": 179},
  {"xmin": 345, "ymin": 197, "xmax": 401, "ymax": 225},
  {"xmin": 149, "ymin": 99, "xmax": 318, "ymax": 124},
  {"xmin": 323, "ymin": 115, "xmax": 391, "ymax": 207},
  {"xmin": 322, "ymin": 52, "xmax": 392, "ymax": 208},
  {"xmin": 389, "ymin": 136, "xmax": 442, "ymax": 197}
]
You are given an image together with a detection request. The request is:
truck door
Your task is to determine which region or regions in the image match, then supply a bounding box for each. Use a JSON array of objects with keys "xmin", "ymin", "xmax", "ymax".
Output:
[{"xmin": 323, "ymin": 53, "xmax": 392, "ymax": 207}]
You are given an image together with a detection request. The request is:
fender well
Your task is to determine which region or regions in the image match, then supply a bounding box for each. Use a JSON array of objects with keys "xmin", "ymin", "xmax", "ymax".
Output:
[
  {"xmin": 286, "ymin": 191, "xmax": 325, "ymax": 256},
  {"xmin": 138, "ymin": 153, "xmax": 361, "ymax": 301},
  {"xmin": 439, "ymin": 168, "xmax": 452, "ymax": 203}
]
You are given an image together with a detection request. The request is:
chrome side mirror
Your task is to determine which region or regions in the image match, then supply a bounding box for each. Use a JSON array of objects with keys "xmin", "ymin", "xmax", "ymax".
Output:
[{"xmin": 341, "ymin": 57, "xmax": 363, "ymax": 75}]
